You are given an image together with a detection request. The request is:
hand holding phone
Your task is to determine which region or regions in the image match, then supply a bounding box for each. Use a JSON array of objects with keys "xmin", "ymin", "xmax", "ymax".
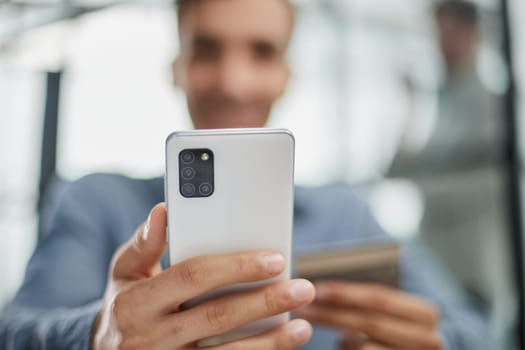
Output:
[{"xmin": 92, "ymin": 204, "xmax": 315, "ymax": 350}]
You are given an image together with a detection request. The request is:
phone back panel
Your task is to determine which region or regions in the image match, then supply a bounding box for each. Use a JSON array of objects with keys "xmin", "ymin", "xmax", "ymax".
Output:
[{"xmin": 165, "ymin": 128, "xmax": 295, "ymax": 344}]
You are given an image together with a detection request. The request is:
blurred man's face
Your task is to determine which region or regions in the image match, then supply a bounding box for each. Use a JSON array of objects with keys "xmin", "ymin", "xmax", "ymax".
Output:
[
  {"xmin": 437, "ymin": 16, "xmax": 477, "ymax": 71},
  {"xmin": 173, "ymin": 0, "xmax": 293, "ymax": 129}
]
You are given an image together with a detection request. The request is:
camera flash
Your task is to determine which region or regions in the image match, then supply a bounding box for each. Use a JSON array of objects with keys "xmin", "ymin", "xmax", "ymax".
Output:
[{"xmin": 201, "ymin": 153, "xmax": 210, "ymax": 161}]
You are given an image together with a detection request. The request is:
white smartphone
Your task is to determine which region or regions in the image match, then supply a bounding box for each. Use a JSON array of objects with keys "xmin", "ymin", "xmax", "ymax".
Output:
[{"xmin": 165, "ymin": 128, "xmax": 295, "ymax": 346}]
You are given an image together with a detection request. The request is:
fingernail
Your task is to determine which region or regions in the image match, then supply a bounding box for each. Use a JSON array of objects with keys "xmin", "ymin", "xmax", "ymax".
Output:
[
  {"xmin": 290, "ymin": 280, "xmax": 314, "ymax": 303},
  {"xmin": 263, "ymin": 253, "xmax": 285, "ymax": 274},
  {"xmin": 290, "ymin": 320, "xmax": 310, "ymax": 342},
  {"xmin": 142, "ymin": 213, "xmax": 152, "ymax": 241}
]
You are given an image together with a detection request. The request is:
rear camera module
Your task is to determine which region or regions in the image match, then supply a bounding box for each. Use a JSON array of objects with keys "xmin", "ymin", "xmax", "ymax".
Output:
[{"xmin": 179, "ymin": 149, "xmax": 214, "ymax": 198}]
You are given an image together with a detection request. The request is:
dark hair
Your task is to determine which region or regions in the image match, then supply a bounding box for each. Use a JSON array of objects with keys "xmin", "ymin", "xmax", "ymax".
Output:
[{"xmin": 435, "ymin": 0, "xmax": 479, "ymax": 25}]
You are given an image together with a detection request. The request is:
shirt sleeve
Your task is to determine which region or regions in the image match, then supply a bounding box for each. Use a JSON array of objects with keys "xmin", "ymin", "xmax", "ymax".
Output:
[
  {"xmin": 0, "ymin": 301, "xmax": 102, "ymax": 349},
  {"xmin": 0, "ymin": 175, "xmax": 118, "ymax": 350}
]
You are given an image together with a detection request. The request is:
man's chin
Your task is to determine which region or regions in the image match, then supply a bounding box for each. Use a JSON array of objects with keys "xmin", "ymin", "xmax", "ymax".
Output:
[{"xmin": 191, "ymin": 114, "xmax": 269, "ymax": 130}]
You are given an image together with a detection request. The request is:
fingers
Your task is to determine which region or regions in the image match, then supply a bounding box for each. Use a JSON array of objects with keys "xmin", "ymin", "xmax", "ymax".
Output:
[
  {"xmin": 296, "ymin": 304, "xmax": 442, "ymax": 350},
  {"xmin": 161, "ymin": 279, "xmax": 315, "ymax": 345},
  {"xmin": 357, "ymin": 344, "xmax": 391, "ymax": 350},
  {"xmin": 341, "ymin": 341, "xmax": 392, "ymax": 350},
  {"xmin": 339, "ymin": 331, "xmax": 369, "ymax": 350},
  {"xmin": 111, "ymin": 203, "xmax": 167, "ymax": 279},
  {"xmin": 132, "ymin": 250, "xmax": 288, "ymax": 313},
  {"xmin": 340, "ymin": 332, "xmax": 392, "ymax": 350},
  {"xmin": 210, "ymin": 319, "xmax": 313, "ymax": 350},
  {"xmin": 314, "ymin": 281, "xmax": 439, "ymax": 327},
  {"xmin": 353, "ymin": 343, "xmax": 391, "ymax": 350}
]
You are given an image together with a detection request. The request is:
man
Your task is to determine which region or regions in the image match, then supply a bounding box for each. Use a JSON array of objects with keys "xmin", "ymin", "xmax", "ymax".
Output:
[
  {"xmin": 1, "ymin": 0, "xmax": 493, "ymax": 349},
  {"xmin": 431, "ymin": 0, "xmax": 502, "ymax": 165}
]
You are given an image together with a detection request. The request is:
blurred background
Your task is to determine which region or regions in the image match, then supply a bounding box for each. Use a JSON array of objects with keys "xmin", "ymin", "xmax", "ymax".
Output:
[{"xmin": 0, "ymin": 0, "xmax": 524, "ymax": 348}]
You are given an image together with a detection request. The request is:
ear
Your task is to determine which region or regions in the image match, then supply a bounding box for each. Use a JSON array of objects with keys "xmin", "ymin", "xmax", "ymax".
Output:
[{"xmin": 171, "ymin": 56, "xmax": 186, "ymax": 89}]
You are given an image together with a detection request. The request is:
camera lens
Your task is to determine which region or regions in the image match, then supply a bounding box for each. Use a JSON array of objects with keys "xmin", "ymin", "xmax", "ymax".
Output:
[
  {"xmin": 199, "ymin": 183, "xmax": 213, "ymax": 196},
  {"xmin": 181, "ymin": 183, "xmax": 196, "ymax": 196},
  {"xmin": 181, "ymin": 151, "xmax": 195, "ymax": 164},
  {"xmin": 181, "ymin": 167, "xmax": 195, "ymax": 180}
]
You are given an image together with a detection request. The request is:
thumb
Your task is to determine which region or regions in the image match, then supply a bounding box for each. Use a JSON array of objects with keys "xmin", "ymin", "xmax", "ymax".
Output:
[{"xmin": 112, "ymin": 203, "xmax": 168, "ymax": 280}]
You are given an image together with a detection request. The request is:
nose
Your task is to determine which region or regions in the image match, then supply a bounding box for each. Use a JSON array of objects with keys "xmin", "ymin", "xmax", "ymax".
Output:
[{"xmin": 216, "ymin": 51, "xmax": 258, "ymax": 101}]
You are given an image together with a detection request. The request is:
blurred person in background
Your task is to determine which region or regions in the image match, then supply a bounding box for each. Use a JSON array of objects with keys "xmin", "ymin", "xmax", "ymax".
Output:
[
  {"xmin": 396, "ymin": 0, "xmax": 502, "ymax": 167},
  {"xmin": 1, "ymin": 0, "xmax": 496, "ymax": 349},
  {"xmin": 392, "ymin": 0, "xmax": 514, "ymax": 345},
  {"xmin": 431, "ymin": 0, "xmax": 502, "ymax": 164}
]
